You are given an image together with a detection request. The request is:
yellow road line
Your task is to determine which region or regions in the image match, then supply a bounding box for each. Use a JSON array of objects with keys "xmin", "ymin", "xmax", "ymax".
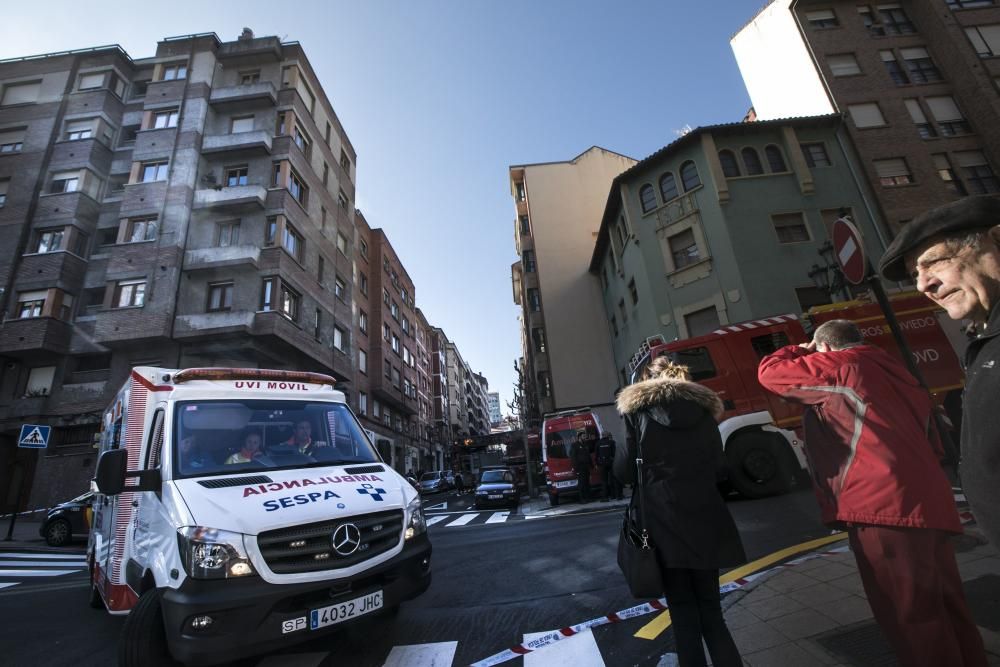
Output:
[{"xmin": 633, "ymin": 532, "xmax": 848, "ymax": 640}]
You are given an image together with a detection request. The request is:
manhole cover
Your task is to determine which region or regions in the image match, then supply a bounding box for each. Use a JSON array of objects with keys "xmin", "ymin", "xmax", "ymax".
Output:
[{"xmin": 813, "ymin": 621, "xmax": 896, "ymax": 666}]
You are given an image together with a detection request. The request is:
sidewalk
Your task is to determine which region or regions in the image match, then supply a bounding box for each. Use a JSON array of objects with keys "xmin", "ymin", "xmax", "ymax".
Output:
[
  {"xmin": 519, "ymin": 487, "xmax": 633, "ymax": 518},
  {"xmin": 721, "ymin": 529, "xmax": 1000, "ymax": 666}
]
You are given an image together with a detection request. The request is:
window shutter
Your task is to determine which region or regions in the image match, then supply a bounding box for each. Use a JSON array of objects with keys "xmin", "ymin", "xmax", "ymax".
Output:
[
  {"xmin": 926, "ymin": 96, "xmax": 963, "ymax": 122},
  {"xmin": 879, "ymin": 50, "xmax": 896, "ymax": 62},
  {"xmin": 828, "ymin": 54, "xmax": 861, "ymax": 76},
  {"xmin": 848, "ymin": 103, "xmax": 886, "ymax": 128},
  {"xmin": 904, "ymin": 99, "xmax": 927, "ymax": 123},
  {"xmin": 806, "ymin": 9, "xmax": 835, "ymax": 20},
  {"xmin": 900, "ymin": 47, "xmax": 928, "ymax": 60},
  {"xmin": 874, "ymin": 158, "xmax": 910, "ymax": 178},
  {"xmin": 65, "ymin": 120, "xmax": 92, "ymax": 133},
  {"xmin": 954, "ymin": 151, "xmax": 987, "ymax": 168},
  {"xmin": 19, "ymin": 289, "xmax": 49, "ymax": 301},
  {"xmin": 977, "ymin": 25, "xmax": 1000, "ymax": 54},
  {"xmin": 0, "ymin": 128, "xmax": 25, "ymax": 145},
  {"xmin": 79, "ymin": 73, "xmax": 104, "ymax": 89},
  {"xmin": 1, "ymin": 81, "xmax": 41, "ymax": 105}
]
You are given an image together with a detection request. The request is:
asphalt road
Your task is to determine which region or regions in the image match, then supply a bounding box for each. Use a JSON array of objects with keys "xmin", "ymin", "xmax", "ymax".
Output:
[{"xmin": 0, "ymin": 487, "xmax": 827, "ymax": 667}]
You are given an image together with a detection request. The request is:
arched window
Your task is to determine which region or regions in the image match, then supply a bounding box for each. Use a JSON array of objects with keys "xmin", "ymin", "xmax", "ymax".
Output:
[
  {"xmin": 680, "ymin": 161, "xmax": 700, "ymax": 191},
  {"xmin": 659, "ymin": 172, "xmax": 678, "ymax": 202},
  {"xmin": 718, "ymin": 150, "xmax": 741, "ymax": 178},
  {"xmin": 765, "ymin": 145, "xmax": 787, "ymax": 173},
  {"xmin": 742, "ymin": 147, "xmax": 764, "ymax": 175},
  {"xmin": 639, "ymin": 184, "xmax": 657, "ymax": 213}
]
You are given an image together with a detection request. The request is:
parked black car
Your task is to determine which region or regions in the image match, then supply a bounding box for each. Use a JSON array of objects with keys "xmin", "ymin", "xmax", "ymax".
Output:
[
  {"xmin": 474, "ymin": 469, "xmax": 519, "ymax": 510},
  {"xmin": 40, "ymin": 491, "xmax": 93, "ymax": 547}
]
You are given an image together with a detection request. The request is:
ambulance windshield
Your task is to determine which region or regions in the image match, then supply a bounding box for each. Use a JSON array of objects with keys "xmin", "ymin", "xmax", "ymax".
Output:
[{"xmin": 173, "ymin": 400, "xmax": 380, "ymax": 478}]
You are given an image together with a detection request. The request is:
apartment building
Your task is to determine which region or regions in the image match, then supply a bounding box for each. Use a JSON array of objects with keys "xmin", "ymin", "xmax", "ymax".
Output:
[
  {"xmin": 487, "ymin": 391, "xmax": 502, "ymax": 428},
  {"xmin": 444, "ymin": 340, "xmax": 468, "ymax": 439},
  {"xmin": 732, "ymin": 0, "xmax": 1000, "ymax": 233},
  {"xmin": 429, "ymin": 325, "xmax": 452, "ymax": 450},
  {"xmin": 509, "ymin": 146, "xmax": 636, "ymax": 443},
  {"xmin": 414, "ymin": 308, "xmax": 444, "ymax": 471},
  {"xmin": 589, "ymin": 115, "xmax": 888, "ymax": 384},
  {"xmin": 0, "ymin": 31, "xmax": 359, "ymax": 509}
]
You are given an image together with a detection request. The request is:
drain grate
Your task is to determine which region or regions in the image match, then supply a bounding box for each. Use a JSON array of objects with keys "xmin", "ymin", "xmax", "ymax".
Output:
[{"xmin": 813, "ymin": 621, "xmax": 897, "ymax": 666}]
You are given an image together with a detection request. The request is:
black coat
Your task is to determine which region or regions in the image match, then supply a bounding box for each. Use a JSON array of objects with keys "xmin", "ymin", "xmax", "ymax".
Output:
[
  {"xmin": 614, "ymin": 377, "xmax": 746, "ymax": 570},
  {"xmin": 961, "ymin": 303, "xmax": 1000, "ymax": 548}
]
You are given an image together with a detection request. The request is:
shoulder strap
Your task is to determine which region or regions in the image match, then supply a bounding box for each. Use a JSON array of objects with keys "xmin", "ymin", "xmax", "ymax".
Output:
[{"xmin": 634, "ymin": 433, "xmax": 652, "ymax": 548}]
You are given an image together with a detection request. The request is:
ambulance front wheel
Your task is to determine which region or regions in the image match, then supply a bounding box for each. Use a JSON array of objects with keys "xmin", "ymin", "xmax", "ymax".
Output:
[
  {"xmin": 726, "ymin": 433, "xmax": 793, "ymax": 499},
  {"xmin": 87, "ymin": 564, "xmax": 103, "ymax": 610},
  {"xmin": 119, "ymin": 589, "xmax": 179, "ymax": 667}
]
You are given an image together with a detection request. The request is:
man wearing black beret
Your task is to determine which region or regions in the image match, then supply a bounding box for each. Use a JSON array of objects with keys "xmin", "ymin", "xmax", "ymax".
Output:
[{"xmin": 879, "ymin": 195, "xmax": 1000, "ymax": 550}]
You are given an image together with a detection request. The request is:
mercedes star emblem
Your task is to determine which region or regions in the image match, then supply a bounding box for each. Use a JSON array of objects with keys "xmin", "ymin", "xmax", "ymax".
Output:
[{"xmin": 331, "ymin": 523, "xmax": 362, "ymax": 556}]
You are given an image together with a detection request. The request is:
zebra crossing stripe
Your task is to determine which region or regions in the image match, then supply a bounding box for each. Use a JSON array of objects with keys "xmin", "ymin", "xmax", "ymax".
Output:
[
  {"xmin": 0, "ymin": 560, "xmax": 86, "ymax": 568},
  {"xmin": 0, "ymin": 569, "xmax": 77, "ymax": 577},
  {"xmin": 484, "ymin": 512, "xmax": 509, "ymax": 524},
  {"xmin": 382, "ymin": 640, "xmax": 458, "ymax": 666},
  {"xmin": 524, "ymin": 629, "xmax": 605, "ymax": 666},
  {"xmin": 425, "ymin": 515, "xmax": 450, "ymax": 527},
  {"xmin": 0, "ymin": 552, "xmax": 86, "ymax": 559},
  {"xmin": 444, "ymin": 513, "xmax": 479, "ymax": 527},
  {"xmin": 0, "ymin": 583, "xmax": 16, "ymax": 590}
]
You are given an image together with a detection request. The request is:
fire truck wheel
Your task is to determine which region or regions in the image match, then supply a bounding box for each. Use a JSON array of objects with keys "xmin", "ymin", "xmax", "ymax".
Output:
[
  {"xmin": 726, "ymin": 433, "xmax": 792, "ymax": 499},
  {"xmin": 119, "ymin": 589, "xmax": 178, "ymax": 667}
]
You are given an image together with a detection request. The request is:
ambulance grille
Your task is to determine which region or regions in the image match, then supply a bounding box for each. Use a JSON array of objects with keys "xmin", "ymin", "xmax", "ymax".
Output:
[
  {"xmin": 343, "ymin": 465, "xmax": 385, "ymax": 475},
  {"xmin": 197, "ymin": 475, "xmax": 272, "ymax": 489},
  {"xmin": 257, "ymin": 509, "xmax": 403, "ymax": 573}
]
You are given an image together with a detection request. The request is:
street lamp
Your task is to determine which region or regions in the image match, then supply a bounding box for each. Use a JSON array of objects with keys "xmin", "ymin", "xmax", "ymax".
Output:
[{"xmin": 809, "ymin": 240, "xmax": 850, "ymax": 302}]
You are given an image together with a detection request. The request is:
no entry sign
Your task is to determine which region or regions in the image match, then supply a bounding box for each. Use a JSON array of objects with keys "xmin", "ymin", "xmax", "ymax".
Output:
[{"xmin": 832, "ymin": 217, "xmax": 868, "ymax": 285}]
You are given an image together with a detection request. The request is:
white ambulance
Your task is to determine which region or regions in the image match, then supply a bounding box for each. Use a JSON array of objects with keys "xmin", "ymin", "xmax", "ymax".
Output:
[{"xmin": 87, "ymin": 367, "xmax": 431, "ymax": 666}]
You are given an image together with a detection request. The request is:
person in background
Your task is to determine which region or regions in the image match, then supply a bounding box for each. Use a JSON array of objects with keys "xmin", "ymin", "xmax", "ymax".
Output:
[
  {"xmin": 878, "ymin": 194, "xmax": 1000, "ymax": 550},
  {"xmin": 179, "ymin": 434, "xmax": 208, "ymax": 470},
  {"xmin": 226, "ymin": 430, "xmax": 266, "ymax": 465},
  {"xmin": 454, "ymin": 470, "xmax": 466, "ymax": 495},
  {"xmin": 570, "ymin": 432, "xmax": 593, "ymax": 503},
  {"xmin": 596, "ymin": 435, "xmax": 621, "ymax": 501},
  {"xmin": 615, "ymin": 357, "xmax": 745, "ymax": 667},
  {"xmin": 758, "ymin": 319, "xmax": 986, "ymax": 667}
]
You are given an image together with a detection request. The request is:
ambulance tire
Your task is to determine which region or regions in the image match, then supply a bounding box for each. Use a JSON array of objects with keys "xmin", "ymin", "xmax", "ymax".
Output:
[
  {"xmin": 726, "ymin": 433, "xmax": 792, "ymax": 499},
  {"xmin": 88, "ymin": 565, "xmax": 103, "ymax": 610},
  {"xmin": 119, "ymin": 589, "xmax": 178, "ymax": 667}
]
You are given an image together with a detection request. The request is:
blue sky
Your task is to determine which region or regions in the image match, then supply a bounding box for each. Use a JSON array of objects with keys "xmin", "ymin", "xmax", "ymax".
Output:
[{"xmin": 1, "ymin": 1, "xmax": 760, "ymax": 415}]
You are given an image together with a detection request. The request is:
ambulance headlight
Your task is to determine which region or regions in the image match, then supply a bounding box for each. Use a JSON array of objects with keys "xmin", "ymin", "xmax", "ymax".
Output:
[
  {"xmin": 177, "ymin": 527, "xmax": 256, "ymax": 579},
  {"xmin": 404, "ymin": 496, "xmax": 426, "ymax": 540}
]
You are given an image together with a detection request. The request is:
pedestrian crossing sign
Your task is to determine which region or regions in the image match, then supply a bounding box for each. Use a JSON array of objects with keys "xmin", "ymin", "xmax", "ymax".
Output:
[{"xmin": 18, "ymin": 424, "xmax": 50, "ymax": 449}]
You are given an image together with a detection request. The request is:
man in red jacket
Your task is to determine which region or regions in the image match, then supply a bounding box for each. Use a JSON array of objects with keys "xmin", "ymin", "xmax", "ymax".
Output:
[{"xmin": 758, "ymin": 319, "xmax": 985, "ymax": 667}]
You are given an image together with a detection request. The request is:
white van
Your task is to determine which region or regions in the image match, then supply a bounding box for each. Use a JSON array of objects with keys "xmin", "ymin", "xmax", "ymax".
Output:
[{"xmin": 88, "ymin": 367, "xmax": 431, "ymax": 666}]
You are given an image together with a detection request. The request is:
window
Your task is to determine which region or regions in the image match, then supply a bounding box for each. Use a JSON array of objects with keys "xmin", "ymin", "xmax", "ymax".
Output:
[
  {"xmin": 515, "ymin": 182, "xmax": 526, "ymax": 202},
  {"xmin": 402, "ymin": 316, "xmax": 410, "ymax": 335},
  {"xmin": 140, "ymin": 161, "xmax": 168, "ymax": 183},
  {"xmin": 902, "ymin": 47, "xmax": 942, "ymax": 84},
  {"xmin": 878, "ymin": 4, "xmax": 915, "ymax": 35},
  {"xmin": 658, "ymin": 172, "xmax": 678, "ymax": 201},
  {"xmin": 131, "ymin": 80, "xmax": 149, "ymax": 99},
  {"xmin": 668, "ymin": 228, "xmax": 701, "ymax": 269},
  {"xmin": 17, "ymin": 290, "xmax": 46, "ymax": 318},
  {"xmin": 611, "ymin": 315, "xmax": 619, "ymax": 337},
  {"xmin": 772, "ymin": 212, "xmax": 811, "ymax": 243},
  {"xmin": 0, "ymin": 179, "xmax": 6, "ymax": 207},
  {"xmin": 965, "ymin": 25, "xmax": 1000, "ymax": 57},
  {"xmin": 359, "ymin": 349, "xmax": 368, "ymax": 374},
  {"xmin": 49, "ymin": 171, "xmax": 80, "ymax": 193},
  {"xmin": 904, "ymin": 99, "xmax": 937, "ymax": 138},
  {"xmin": 35, "ymin": 229, "xmax": 64, "ymax": 253},
  {"xmin": 265, "ymin": 216, "xmax": 277, "ymax": 246},
  {"xmin": 126, "ymin": 216, "xmax": 158, "ymax": 242},
  {"xmin": 323, "ymin": 162, "xmax": 329, "ymax": 186},
  {"xmin": 619, "ymin": 299, "xmax": 628, "ymax": 323},
  {"xmin": 848, "ymin": 103, "xmax": 887, "ymax": 128},
  {"xmin": 360, "ymin": 272, "xmax": 368, "ymax": 296},
  {"xmin": 152, "ymin": 109, "xmax": 179, "ymax": 129},
  {"xmin": 948, "ymin": 0, "xmax": 996, "ymax": 7},
  {"xmin": 114, "ymin": 279, "xmax": 146, "ymax": 308},
  {"xmin": 293, "ymin": 125, "xmax": 310, "ymax": 153},
  {"xmin": 519, "ymin": 215, "xmax": 530, "ymax": 235},
  {"xmin": 801, "ymin": 143, "xmax": 831, "ymax": 167},
  {"xmin": 523, "ymin": 249, "xmax": 536, "ymax": 272},
  {"xmin": 288, "ymin": 169, "xmax": 307, "ymax": 205},
  {"xmin": 718, "ymin": 150, "xmax": 741, "ymax": 178},
  {"xmin": 63, "ymin": 120, "xmax": 92, "ymax": 141},
  {"xmin": 338, "ymin": 189, "xmax": 349, "ymax": 210},
  {"xmin": 532, "ymin": 327, "xmax": 546, "ymax": 353},
  {"xmin": 78, "ymin": 72, "xmax": 105, "ymax": 90},
  {"xmin": 933, "ymin": 154, "xmax": 966, "ymax": 196},
  {"xmin": 120, "ymin": 125, "xmax": 139, "ymax": 146},
  {"xmin": 955, "ymin": 151, "xmax": 1000, "ymax": 194},
  {"xmin": 1, "ymin": 81, "xmax": 41, "ymax": 106},
  {"xmin": 282, "ymin": 222, "xmax": 303, "ymax": 261},
  {"xmin": 616, "ymin": 217, "xmax": 628, "ymax": 250},
  {"xmin": 240, "ymin": 70, "xmax": 260, "ymax": 85},
  {"xmin": 926, "ymin": 96, "xmax": 970, "ymax": 136},
  {"xmin": 230, "ymin": 116, "xmax": 254, "ymax": 133},
  {"xmin": 261, "ymin": 277, "xmax": 299, "ymax": 320},
  {"xmin": 527, "ymin": 288, "xmax": 541, "ymax": 312},
  {"xmin": 392, "ymin": 366, "xmax": 400, "ymax": 389},
  {"xmin": 335, "ymin": 276, "xmax": 346, "ymax": 300},
  {"xmin": 337, "ymin": 232, "xmax": 349, "ymax": 255},
  {"xmin": 317, "ymin": 256, "xmax": 325, "ymax": 284},
  {"xmin": 750, "ymin": 332, "xmax": 793, "ymax": 361},
  {"xmin": 160, "ymin": 64, "xmax": 187, "ymax": 81},
  {"xmin": 360, "ymin": 310, "xmax": 368, "ymax": 334},
  {"xmin": 382, "ymin": 322, "xmax": 390, "ymax": 341},
  {"xmin": 765, "ymin": 145, "xmax": 787, "ymax": 172},
  {"xmin": 680, "ymin": 161, "xmax": 700, "ymax": 191},
  {"xmin": 340, "ymin": 149, "xmax": 351, "ymax": 172},
  {"xmin": 742, "ymin": 147, "xmax": 764, "ymax": 175},
  {"xmin": 360, "ymin": 239, "xmax": 368, "ymax": 259},
  {"xmin": 537, "ymin": 371, "xmax": 552, "ymax": 398},
  {"xmin": 858, "ymin": 5, "xmax": 882, "ymax": 34},
  {"xmin": 628, "ymin": 278, "xmax": 638, "ymax": 305},
  {"xmin": 874, "ymin": 157, "xmax": 914, "ymax": 186},
  {"xmin": 639, "ymin": 184, "xmax": 657, "ymax": 213},
  {"xmin": 225, "ymin": 166, "xmax": 248, "ymax": 187},
  {"xmin": 391, "ymin": 301, "xmax": 400, "ymax": 321},
  {"xmin": 207, "ymin": 282, "xmax": 233, "ymax": 312},
  {"xmin": 334, "ymin": 326, "xmax": 346, "ymax": 352},
  {"xmin": 383, "ymin": 288, "xmax": 390, "ymax": 305},
  {"xmin": 275, "ymin": 112, "xmax": 287, "ymax": 136},
  {"xmin": 217, "ymin": 221, "xmax": 240, "ymax": 247},
  {"xmin": 828, "ymin": 53, "xmax": 861, "ymax": 76},
  {"xmin": 96, "ymin": 227, "xmax": 118, "ymax": 246},
  {"xmin": 878, "ymin": 50, "xmax": 907, "ymax": 86},
  {"xmin": 805, "ymin": 9, "xmax": 839, "ymax": 29}
]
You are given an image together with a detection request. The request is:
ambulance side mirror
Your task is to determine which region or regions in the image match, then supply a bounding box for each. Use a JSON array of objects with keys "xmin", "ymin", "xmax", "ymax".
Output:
[{"xmin": 95, "ymin": 448, "xmax": 128, "ymax": 496}]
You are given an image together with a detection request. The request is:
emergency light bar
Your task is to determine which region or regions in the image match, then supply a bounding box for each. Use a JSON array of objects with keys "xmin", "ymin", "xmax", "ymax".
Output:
[{"xmin": 170, "ymin": 367, "xmax": 336, "ymax": 387}]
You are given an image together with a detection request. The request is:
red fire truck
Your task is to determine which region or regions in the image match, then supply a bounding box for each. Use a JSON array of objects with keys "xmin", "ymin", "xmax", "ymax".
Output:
[
  {"xmin": 631, "ymin": 291, "xmax": 964, "ymax": 499},
  {"xmin": 540, "ymin": 409, "xmax": 606, "ymax": 506}
]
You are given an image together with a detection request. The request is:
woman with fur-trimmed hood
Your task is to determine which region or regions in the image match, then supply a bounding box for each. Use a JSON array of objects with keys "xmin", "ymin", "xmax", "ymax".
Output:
[{"xmin": 615, "ymin": 357, "xmax": 745, "ymax": 667}]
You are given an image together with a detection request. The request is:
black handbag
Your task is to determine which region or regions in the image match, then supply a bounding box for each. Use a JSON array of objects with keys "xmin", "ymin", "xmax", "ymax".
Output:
[{"xmin": 616, "ymin": 437, "xmax": 664, "ymax": 598}]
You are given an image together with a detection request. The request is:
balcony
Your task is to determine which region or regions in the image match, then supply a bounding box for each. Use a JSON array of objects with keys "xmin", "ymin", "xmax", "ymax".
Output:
[
  {"xmin": 208, "ymin": 82, "xmax": 277, "ymax": 108},
  {"xmin": 184, "ymin": 245, "xmax": 260, "ymax": 271},
  {"xmin": 201, "ymin": 130, "xmax": 272, "ymax": 156},
  {"xmin": 217, "ymin": 36, "xmax": 283, "ymax": 62},
  {"xmin": 654, "ymin": 192, "xmax": 699, "ymax": 231},
  {"xmin": 0, "ymin": 317, "xmax": 72, "ymax": 356},
  {"xmin": 251, "ymin": 310, "xmax": 332, "ymax": 370},
  {"xmin": 193, "ymin": 184, "xmax": 267, "ymax": 211},
  {"xmin": 175, "ymin": 311, "xmax": 254, "ymax": 339}
]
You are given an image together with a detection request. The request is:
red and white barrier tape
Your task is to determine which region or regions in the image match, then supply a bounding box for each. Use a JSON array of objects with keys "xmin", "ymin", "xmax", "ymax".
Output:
[{"xmin": 469, "ymin": 543, "xmax": 851, "ymax": 667}]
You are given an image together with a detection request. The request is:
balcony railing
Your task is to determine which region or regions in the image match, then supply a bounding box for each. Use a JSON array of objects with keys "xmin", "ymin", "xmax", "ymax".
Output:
[
  {"xmin": 208, "ymin": 82, "xmax": 277, "ymax": 107},
  {"xmin": 201, "ymin": 130, "xmax": 272, "ymax": 155},
  {"xmin": 184, "ymin": 244, "xmax": 260, "ymax": 271},
  {"xmin": 654, "ymin": 192, "xmax": 699, "ymax": 231},
  {"xmin": 193, "ymin": 184, "xmax": 267, "ymax": 210}
]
